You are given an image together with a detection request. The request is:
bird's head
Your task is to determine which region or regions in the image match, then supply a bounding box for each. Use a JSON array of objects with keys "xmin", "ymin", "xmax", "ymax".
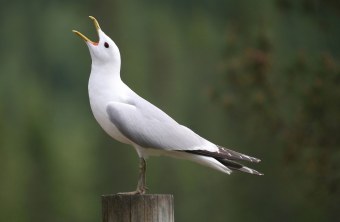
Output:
[{"xmin": 73, "ymin": 16, "xmax": 121, "ymax": 67}]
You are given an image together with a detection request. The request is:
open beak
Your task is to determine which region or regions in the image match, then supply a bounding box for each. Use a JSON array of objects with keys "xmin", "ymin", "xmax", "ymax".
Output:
[{"xmin": 72, "ymin": 16, "xmax": 101, "ymax": 45}]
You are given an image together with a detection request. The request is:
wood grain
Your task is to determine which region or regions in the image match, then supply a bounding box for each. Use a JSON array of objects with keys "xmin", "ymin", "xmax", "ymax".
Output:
[{"xmin": 102, "ymin": 194, "xmax": 174, "ymax": 222}]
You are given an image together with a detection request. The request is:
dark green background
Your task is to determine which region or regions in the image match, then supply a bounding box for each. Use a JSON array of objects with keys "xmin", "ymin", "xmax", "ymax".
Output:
[{"xmin": 1, "ymin": 0, "xmax": 339, "ymax": 221}]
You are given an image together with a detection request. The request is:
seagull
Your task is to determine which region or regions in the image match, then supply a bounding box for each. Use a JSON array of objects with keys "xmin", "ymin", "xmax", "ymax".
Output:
[{"xmin": 73, "ymin": 16, "xmax": 263, "ymax": 194}]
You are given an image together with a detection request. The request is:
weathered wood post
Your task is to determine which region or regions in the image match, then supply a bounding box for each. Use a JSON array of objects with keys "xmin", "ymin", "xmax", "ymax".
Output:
[{"xmin": 102, "ymin": 194, "xmax": 174, "ymax": 222}]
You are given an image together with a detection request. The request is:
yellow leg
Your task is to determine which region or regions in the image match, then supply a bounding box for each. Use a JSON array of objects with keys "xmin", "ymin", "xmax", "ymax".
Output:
[{"xmin": 118, "ymin": 158, "xmax": 147, "ymax": 195}]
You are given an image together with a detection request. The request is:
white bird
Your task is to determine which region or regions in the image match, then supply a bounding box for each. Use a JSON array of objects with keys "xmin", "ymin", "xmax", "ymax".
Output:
[{"xmin": 73, "ymin": 16, "xmax": 263, "ymax": 194}]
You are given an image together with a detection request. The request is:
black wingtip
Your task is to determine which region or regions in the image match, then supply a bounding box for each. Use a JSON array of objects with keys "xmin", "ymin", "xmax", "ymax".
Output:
[
  {"xmin": 239, "ymin": 166, "xmax": 264, "ymax": 176},
  {"xmin": 253, "ymin": 157, "xmax": 261, "ymax": 163},
  {"xmin": 253, "ymin": 169, "xmax": 264, "ymax": 176}
]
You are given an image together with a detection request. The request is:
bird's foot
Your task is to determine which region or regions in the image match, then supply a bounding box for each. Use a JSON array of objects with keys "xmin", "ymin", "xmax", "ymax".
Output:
[{"xmin": 117, "ymin": 186, "xmax": 148, "ymax": 195}]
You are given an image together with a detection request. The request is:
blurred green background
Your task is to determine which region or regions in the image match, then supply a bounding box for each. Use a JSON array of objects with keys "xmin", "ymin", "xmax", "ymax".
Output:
[{"xmin": 1, "ymin": 0, "xmax": 340, "ymax": 221}]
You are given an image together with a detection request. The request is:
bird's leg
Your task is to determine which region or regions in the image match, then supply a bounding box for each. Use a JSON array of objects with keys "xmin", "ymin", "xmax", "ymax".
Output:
[
  {"xmin": 136, "ymin": 157, "xmax": 147, "ymax": 194},
  {"xmin": 118, "ymin": 157, "xmax": 147, "ymax": 195}
]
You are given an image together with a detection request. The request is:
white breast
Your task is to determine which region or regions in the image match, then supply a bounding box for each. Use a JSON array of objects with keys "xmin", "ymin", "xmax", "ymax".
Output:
[{"xmin": 88, "ymin": 70, "xmax": 131, "ymax": 145}]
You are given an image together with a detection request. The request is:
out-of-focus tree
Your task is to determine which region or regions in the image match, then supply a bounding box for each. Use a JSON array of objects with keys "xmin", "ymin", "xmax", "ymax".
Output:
[{"xmin": 209, "ymin": 0, "xmax": 340, "ymax": 220}]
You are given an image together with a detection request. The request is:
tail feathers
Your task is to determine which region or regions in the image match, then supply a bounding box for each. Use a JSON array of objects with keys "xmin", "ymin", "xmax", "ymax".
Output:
[{"xmin": 217, "ymin": 158, "xmax": 263, "ymax": 176}]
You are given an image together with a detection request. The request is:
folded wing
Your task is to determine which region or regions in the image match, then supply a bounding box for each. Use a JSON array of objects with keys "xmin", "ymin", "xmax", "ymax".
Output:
[{"xmin": 106, "ymin": 101, "xmax": 218, "ymax": 152}]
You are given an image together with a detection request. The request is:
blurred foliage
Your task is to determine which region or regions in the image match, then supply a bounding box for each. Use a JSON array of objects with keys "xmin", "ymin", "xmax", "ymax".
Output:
[
  {"xmin": 0, "ymin": 0, "xmax": 339, "ymax": 222},
  {"xmin": 209, "ymin": 0, "xmax": 340, "ymax": 220}
]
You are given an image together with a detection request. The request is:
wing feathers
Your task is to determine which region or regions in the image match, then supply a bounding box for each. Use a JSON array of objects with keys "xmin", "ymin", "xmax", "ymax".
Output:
[
  {"xmin": 185, "ymin": 146, "xmax": 261, "ymax": 163},
  {"xmin": 217, "ymin": 158, "xmax": 263, "ymax": 175},
  {"xmin": 184, "ymin": 146, "xmax": 263, "ymax": 175},
  {"xmin": 106, "ymin": 102, "xmax": 214, "ymax": 150}
]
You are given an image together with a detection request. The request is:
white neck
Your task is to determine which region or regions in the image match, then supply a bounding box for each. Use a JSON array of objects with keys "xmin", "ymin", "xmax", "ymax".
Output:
[
  {"xmin": 91, "ymin": 61, "xmax": 121, "ymax": 79},
  {"xmin": 88, "ymin": 60, "xmax": 128, "ymax": 104}
]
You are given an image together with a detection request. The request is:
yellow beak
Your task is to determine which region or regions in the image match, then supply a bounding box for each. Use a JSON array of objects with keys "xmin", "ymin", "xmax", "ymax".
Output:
[{"xmin": 72, "ymin": 16, "xmax": 101, "ymax": 45}]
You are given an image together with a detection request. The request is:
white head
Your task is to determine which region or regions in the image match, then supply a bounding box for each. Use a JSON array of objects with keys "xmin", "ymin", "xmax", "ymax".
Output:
[{"xmin": 73, "ymin": 16, "xmax": 121, "ymax": 68}]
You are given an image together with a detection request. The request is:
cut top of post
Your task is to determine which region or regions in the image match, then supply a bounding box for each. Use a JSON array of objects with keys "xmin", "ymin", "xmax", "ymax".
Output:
[{"xmin": 102, "ymin": 194, "xmax": 174, "ymax": 222}]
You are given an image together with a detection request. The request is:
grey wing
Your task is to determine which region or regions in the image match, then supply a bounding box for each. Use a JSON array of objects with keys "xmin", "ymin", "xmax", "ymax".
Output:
[{"xmin": 106, "ymin": 102, "xmax": 216, "ymax": 151}]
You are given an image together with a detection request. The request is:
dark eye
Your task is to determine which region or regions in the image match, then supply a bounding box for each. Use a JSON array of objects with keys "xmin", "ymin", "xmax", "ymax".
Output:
[{"xmin": 104, "ymin": 42, "xmax": 109, "ymax": 48}]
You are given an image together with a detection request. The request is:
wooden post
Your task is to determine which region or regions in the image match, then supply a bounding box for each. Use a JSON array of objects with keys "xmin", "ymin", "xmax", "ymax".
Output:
[{"xmin": 102, "ymin": 194, "xmax": 174, "ymax": 222}]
